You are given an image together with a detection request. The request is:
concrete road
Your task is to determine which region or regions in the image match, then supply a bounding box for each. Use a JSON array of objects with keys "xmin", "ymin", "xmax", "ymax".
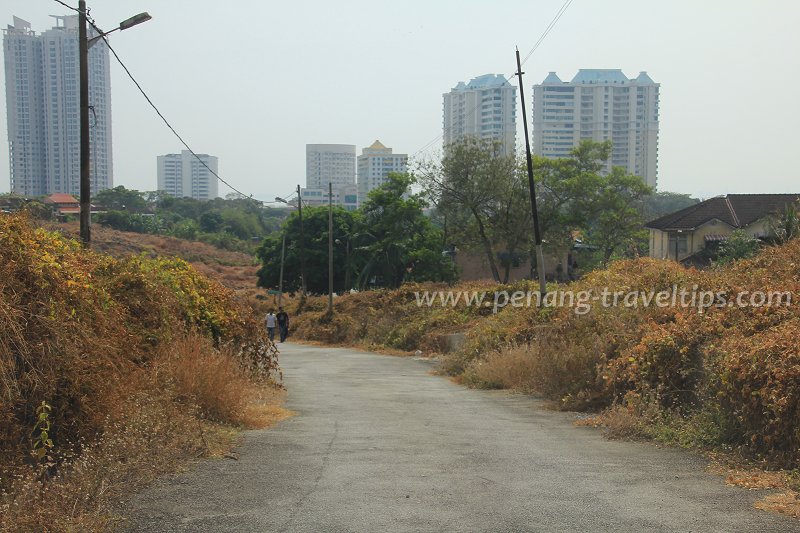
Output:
[{"xmin": 126, "ymin": 343, "xmax": 796, "ymax": 532}]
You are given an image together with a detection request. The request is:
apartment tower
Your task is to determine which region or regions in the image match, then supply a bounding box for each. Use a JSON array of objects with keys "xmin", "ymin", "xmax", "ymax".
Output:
[
  {"xmin": 442, "ymin": 74, "xmax": 517, "ymax": 156},
  {"xmin": 532, "ymin": 69, "xmax": 659, "ymax": 188},
  {"xmin": 356, "ymin": 140, "xmax": 408, "ymax": 204},
  {"xmin": 3, "ymin": 16, "xmax": 113, "ymax": 196},
  {"xmin": 157, "ymin": 150, "xmax": 218, "ymax": 201}
]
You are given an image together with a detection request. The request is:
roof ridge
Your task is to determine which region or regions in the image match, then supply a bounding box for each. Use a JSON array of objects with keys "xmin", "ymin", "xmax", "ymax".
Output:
[{"xmin": 724, "ymin": 196, "xmax": 741, "ymax": 227}]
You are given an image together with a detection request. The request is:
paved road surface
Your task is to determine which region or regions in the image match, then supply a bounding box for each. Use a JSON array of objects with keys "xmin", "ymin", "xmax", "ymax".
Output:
[{"xmin": 126, "ymin": 343, "xmax": 796, "ymax": 532}]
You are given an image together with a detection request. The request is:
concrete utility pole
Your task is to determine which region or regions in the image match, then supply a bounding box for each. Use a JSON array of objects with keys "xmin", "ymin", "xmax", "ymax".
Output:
[
  {"xmin": 79, "ymin": 0, "xmax": 91, "ymax": 246},
  {"xmin": 78, "ymin": 4, "xmax": 151, "ymax": 246},
  {"xmin": 297, "ymin": 184, "xmax": 307, "ymax": 297},
  {"xmin": 515, "ymin": 48, "xmax": 547, "ymax": 299},
  {"xmin": 328, "ymin": 181, "xmax": 333, "ymax": 315},
  {"xmin": 278, "ymin": 233, "xmax": 286, "ymax": 307}
]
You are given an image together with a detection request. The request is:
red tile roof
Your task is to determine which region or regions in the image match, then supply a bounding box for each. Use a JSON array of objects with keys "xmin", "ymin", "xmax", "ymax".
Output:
[{"xmin": 44, "ymin": 193, "xmax": 79, "ymax": 205}]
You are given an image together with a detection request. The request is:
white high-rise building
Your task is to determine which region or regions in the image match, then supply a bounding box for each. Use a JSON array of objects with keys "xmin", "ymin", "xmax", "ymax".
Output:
[
  {"xmin": 157, "ymin": 150, "xmax": 218, "ymax": 201},
  {"xmin": 532, "ymin": 69, "xmax": 660, "ymax": 188},
  {"xmin": 357, "ymin": 140, "xmax": 408, "ymax": 204},
  {"xmin": 442, "ymin": 74, "xmax": 517, "ymax": 156},
  {"xmin": 3, "ymin": 16, "xmax": 113, "ymax": 197},
  {"xmin": 306, "ymin": 144, "xmax": 356, "ymax": 190}
]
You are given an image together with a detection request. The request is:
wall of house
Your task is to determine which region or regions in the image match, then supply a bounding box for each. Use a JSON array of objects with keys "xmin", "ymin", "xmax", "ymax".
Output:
[
  {"xmin": 650, "ymin": 218, "xmax": 771, "ymax": 261},
  {"xmin": 455, "ymin": 250, "xmax": 571, "ymax": 282}
]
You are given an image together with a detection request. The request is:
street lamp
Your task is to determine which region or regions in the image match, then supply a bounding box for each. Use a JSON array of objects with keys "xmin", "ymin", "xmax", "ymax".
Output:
[
  {"xmin": 87, "ymin": 12, "xmax": 152, "ymax": 48},
  {"xmin": 79, "ymin": 1, "xmax": 152, "ymax": 246},
  {"xmin": 274, "ymin": 190, "xmax": 307, "ymax": 300}
]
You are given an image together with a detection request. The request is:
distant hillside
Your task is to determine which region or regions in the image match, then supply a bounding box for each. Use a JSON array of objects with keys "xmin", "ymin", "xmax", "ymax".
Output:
[{"xmin": 52, "ymin": 222, "xmax": 259, "ymax": 291}]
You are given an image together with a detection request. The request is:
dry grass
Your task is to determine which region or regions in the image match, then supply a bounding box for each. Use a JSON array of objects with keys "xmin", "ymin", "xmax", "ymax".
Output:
[
  {"xmin": 161, "ymin": 334, "xmax": 262, "ymax": 425},
  {"xmin": 159, "ymin": 334, "xmax": 292, "ymax": 429},
  {"xmin": 0, "ymin": 215, "xmax": 284, "ymax": 532},
  {"xmin": 755, "ymin": 491, "xmax": 800, "ymax": 519},
  {"xmin": 462, "ymin": 333, "xmax": 605, "ymax": 408},
  {"xmin": 51, "ymin": 221, "xmax": 260, "ymax": 289},
  {"xmin": 706, "ymin": 458, "xmax": 800, "ymax": 519},
  {"xmin": 0, "ymin": 333, "xmax": 288, "ymax": 532}
]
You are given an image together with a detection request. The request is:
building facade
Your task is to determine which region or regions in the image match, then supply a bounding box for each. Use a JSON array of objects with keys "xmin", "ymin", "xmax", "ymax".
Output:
[
  {"xmin": 646, "ymin": 194, "xmax": 800, "ymax": 262},
  {"xmin": 3, "ymin": 16, "xmax": 113, "ymax": 197},
  {"xmin": 532, "ymin": 69, "xmax": 659, "ymax": 188},
  {"xmin": 306, "ymin": 144, "xmax": 356, "ymax": 190},
  {"xmin": 356, "ymin": 140, "xmax": 408, "ymax": 204},
  {"xmin": 300, "ymin": 184, "xmax": 358, "ymax": 211},
  {"xmin": 157, "ymin": 150, "xmax": 219, "ymax": 201},
  {"xmin": 442, "ymin": 74, "xmax": 516, "ymax": 156}
]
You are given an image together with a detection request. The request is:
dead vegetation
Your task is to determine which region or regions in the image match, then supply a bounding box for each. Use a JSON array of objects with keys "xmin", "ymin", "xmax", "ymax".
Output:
[{"xmin": 0, "ymin": 214, "xmax": 285, "ymax": 531}]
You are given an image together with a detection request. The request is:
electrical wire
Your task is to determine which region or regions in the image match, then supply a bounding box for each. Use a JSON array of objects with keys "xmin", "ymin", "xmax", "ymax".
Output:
[
  {"xmin": 59, "ymin": 0, "xmax": 571, "ymax": 196},
  {"xmin": 82, "ymin": 14, "xmax": 253, "ymax": 200},
  {"xmin": 519, "ymin": 0, "xmax": 573, "ymax": 67},
  {"xmin": 411, "ymin": 0, "xmax": 573, "ymax": 159},
  {"xmin": 52, "ymin": 0, "xmax": 80, "ymax": 13}
]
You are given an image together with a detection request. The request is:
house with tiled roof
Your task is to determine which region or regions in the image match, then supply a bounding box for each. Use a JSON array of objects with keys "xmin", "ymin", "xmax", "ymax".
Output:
[
  {"xmin": 645, "ymin": 194, "xmax": 800, "ymax": 261},
  {"xmin": 43, "ymin": 193, "xmax": 80, "ymax": 216}
]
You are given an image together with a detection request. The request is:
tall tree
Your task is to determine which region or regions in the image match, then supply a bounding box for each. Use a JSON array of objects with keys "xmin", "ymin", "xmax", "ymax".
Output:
[
  {"xmin": 419, "ymin": 137, "xmax": 518, "ymax": 282},
  {"xmin": 584, "ymin": 167, "xmax": 652, "ymax": 263},
  {"xmin": 93, "ymin": 186, "xmax": 147, "ymax": 212},
  {"xmin": 357, "ymin": 173, "xmax": 457, "ymax": 288},
  {"xmin": 532, "ymin": 140, "xmax": 611, "ymax": 250},
  {"xmin": 256, "ymin": 207, "xmax": 360, "ymax": 294}
]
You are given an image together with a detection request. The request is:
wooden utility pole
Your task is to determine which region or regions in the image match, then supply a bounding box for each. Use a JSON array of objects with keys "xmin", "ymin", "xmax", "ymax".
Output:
[
  {"xmin": 79, "ymin": 0, "xmax": 91, "ymax": 246},
  {"xmin": 515, "ymin": 48, "xmax": 547, "ymax": 298},
  {"xmin": 297, "ymin": 184, "xmax": 307, "ymax": 296},
  {"xmin": 327, "ymin": 181, "xmax": 333, "ymax": 314}
]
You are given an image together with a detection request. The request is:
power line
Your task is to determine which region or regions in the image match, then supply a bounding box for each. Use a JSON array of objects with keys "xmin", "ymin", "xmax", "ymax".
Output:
[
  {"xmin": 83, "ymin": 15, "xmax": 252, "ymax": 200},
  {"xmin": 411, "ymin": 0, "xmax": 573, "ymax": 160},
  {"xmin": 519, "ymin": 0, "xmax": 573, "ymax": 66},
  {"xmin": 52, "ymin": 0, "xmax": 80, "ymax": 13}
]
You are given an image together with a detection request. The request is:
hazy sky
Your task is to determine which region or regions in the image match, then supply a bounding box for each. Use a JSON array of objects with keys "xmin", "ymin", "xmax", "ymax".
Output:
[{"xmin": 2, "ymin": 0, "xmax": 799, "ymax": 200}]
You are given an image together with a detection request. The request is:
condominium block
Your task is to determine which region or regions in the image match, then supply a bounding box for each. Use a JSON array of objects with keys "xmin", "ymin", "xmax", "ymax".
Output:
[
  {"xmin": 157, "ymin": 150, "xmax": 219, "ymax": 201},
  {"xmin": 442, "ymin": 74, "xmax": 517, "ymax": 156},
  {"xmin": 3, "ymin": 16, "xmax": 113, "ymax": 196},
  {"xmin": 306, "ymin": 144, "xmax": 356, "ymax": 190},
  {"xmin": 300, "ymin": 184, "xmax": 358, "ymax": 212},
  {"xmin": 357, "ymin": 140, "xmax": 408, "ymax": 205},
  {"xmin": 532, "ymin": 69, "xmax": 659, "ymax": 188}
]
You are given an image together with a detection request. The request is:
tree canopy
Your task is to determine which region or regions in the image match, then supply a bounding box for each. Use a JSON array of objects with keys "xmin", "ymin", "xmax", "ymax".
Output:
[
  {"xmin": 256, "ymin": 173, "xmax": 457, "ymax": 294},
  {"xmin": 420, "ymin": 138, "xmax": 654, "ymax": 280}
]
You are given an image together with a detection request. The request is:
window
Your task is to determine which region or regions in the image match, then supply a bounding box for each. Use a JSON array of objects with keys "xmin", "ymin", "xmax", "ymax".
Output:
[{"xmin": 668, "ymin": 234, "xmax": 688, "ymax": 254}]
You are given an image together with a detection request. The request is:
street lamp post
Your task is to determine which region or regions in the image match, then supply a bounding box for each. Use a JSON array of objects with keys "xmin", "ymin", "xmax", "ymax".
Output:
[
  {"xmin": 328, "ymin": 181, "xmax": 333, "ymax": 315},
  {"xmin": 275, "ymin": 192, "xmax": 306, "ymax": 302},
  {"xmin": 78, "ymin": 2, "xmax": 151, "ymax": 246}
]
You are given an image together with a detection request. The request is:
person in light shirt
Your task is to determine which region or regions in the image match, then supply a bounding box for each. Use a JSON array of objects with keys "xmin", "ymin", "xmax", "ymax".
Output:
[{"xmin": 265, "ymin": 310, "xmax": 277, "ymax": 342}]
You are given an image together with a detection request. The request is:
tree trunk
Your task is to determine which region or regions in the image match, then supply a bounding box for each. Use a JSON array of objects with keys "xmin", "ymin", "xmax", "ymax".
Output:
[{"xmin": 471, "ymin": 207, "xmax": 501, "ymax": 282}]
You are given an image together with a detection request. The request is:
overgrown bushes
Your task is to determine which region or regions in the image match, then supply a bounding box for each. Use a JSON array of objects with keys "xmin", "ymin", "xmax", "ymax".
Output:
[{"xmin": 0, "ymin": 213, "xmax": 281, "ymax": 530}]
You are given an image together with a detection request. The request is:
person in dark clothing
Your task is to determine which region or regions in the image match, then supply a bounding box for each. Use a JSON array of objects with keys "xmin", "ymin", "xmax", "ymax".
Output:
[{"xmin": 276, "ymin": 307, "xmax": 289, "ymax": 343}]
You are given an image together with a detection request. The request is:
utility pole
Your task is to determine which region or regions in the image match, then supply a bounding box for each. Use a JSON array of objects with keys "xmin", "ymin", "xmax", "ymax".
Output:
[
  {"xmin": 79, "ymin": 0, "xmax": 91, "ymax": 246},
  {"xmin": 297, "ymin": 184, "xmax": 307, "ymax": 297},
  {"xmin": 515, "ymin": 48, "xmax": 547, "ymax": 299},
  {"xmin": 327, "ymin": 181, "xmax": 333, "ymax": 315},
  {"xmin": 277, "ymin": 233, "xmax": 286, "ymax": 307}
]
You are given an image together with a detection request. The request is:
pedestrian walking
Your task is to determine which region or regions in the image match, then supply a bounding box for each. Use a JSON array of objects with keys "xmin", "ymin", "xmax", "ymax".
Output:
[
  {"xmin": 265, "ymin": 309, "xmax": 277, "ymax": 342},
  {"xmin": 276, "ymin": 307, "xmax": 289, "ymax": 343}
]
